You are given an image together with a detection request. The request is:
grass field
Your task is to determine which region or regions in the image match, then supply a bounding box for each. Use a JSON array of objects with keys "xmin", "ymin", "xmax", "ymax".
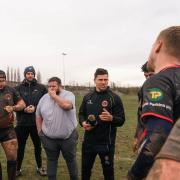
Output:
[{"xmin": 0, "ymin": 94, "xmax": 138, "ymax": 180}]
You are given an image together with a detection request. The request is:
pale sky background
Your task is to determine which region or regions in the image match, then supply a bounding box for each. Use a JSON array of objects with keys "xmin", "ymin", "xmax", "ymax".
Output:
[{"xmin": 0, "ymin": 0, "xmax": 179, "ymax": 86}]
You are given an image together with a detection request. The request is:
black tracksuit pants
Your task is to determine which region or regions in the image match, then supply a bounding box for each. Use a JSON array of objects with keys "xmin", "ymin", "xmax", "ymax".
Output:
[
  {"xmin": 15, "ymin": 126, "xmax": 42, "ymax": 170},
  {"xmin": 82, "ymin": 142, "xmax": 115, "ymax": 180}
]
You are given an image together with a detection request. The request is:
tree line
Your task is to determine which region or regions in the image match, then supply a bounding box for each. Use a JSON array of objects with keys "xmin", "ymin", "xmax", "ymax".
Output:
[
  {"xmin": 6, "ymin": 67, "xmax": 139, "ymax": 95},
  {"xmin": 6, "ymin": 66, "xmax": 42, "ymax": 83}
]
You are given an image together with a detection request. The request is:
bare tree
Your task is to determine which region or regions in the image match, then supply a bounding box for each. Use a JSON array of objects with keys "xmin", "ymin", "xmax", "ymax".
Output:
[
  {"xmin": 17, "ymin": 68, "xmax": 21, "ymax": 82},
  {"xmin": 37, "ymin": 70, "xmax": 42, "ymax": 83},
  {"xmin": 6, "ymin": 66, "xmax": 10, "ymax": 81},
  {"xmin": 88, "ymin": 82, "xmax": 91, "ymax": 88},
  {"xmin": 14, "ymin": 69, "xmax": 17, "ymax": 82},
  {"xmin": 10, "ymin": 68, "xmax": 13, "ymax": 82},
  {"xmin": 110, "ymin": 81, "xmax": 116, "ymax": 90}
]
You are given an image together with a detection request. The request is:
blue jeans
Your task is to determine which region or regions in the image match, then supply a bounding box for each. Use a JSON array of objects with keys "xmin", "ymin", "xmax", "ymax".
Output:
[{"xmin": 39, "ymin": 129, "xmax": 78, "ymax": 180}]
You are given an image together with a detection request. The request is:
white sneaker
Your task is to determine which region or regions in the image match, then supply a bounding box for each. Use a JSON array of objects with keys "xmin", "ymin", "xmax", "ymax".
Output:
[
  {"xmin": 37, "ymin": 167, "xmax": 47, "ymax": 176},
  {"xmin": 16, "ymin": 169, "xmax": 22, "ymax": 177}
]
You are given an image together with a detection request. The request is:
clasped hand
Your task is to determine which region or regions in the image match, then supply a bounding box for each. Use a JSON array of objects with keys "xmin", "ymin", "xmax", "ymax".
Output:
[
  {"xmin": 99, "ymin": 108, "xmax": 113, "ymax": 122},
  {"xmin": 24, "ymin": 105, "xmax": 35, "ymax": 113}
]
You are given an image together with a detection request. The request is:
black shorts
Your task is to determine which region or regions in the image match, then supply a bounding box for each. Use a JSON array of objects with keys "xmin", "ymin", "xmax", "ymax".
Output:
[{"xmin": 0, "ymin": 126, "xmax": 16, "ymax": 142}]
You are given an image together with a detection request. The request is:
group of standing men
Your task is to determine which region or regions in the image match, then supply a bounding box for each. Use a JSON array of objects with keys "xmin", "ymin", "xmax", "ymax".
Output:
[
  {"xmin": 0, "ymin": 65, "xmax": 125, "ymax": 180},
  {"xmin": 1, "ymin": 25, "xmax": 180, "ymax": 180}
]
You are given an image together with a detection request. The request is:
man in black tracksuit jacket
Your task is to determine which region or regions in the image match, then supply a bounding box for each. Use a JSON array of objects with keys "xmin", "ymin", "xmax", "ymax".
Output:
[
  {"xmin": 15, "ymin": 66, "xmax": 47, "ymax": 176},
  {"xmin": 79, "ymin": 68, "xmax": 125, "ymax": 180}
]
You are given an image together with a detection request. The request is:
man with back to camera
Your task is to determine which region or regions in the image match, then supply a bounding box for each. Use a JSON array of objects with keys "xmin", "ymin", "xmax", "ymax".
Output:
[
  {"xmin": 36, "ymin": 77, "xmax": 78, "ymax": 180},
  {"xmin": 128, "ymin": 26, "xmax": 180, "ymax": 180},
  {"xmin": 15, "ymin": 66, "xmax": 47, "ymax": 176},
  {"xmin": 0, "ymin": 70, "xmax": 25, "ymax": 180},
  {"xmin": 79, "ymin": 68, "xmax": 125, "ymax": 180}
]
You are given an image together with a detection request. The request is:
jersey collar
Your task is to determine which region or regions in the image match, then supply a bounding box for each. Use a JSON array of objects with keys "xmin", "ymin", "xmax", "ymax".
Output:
[{"xmin": 160, "ymin": 65, "xmax": 180, "ymax": 72}]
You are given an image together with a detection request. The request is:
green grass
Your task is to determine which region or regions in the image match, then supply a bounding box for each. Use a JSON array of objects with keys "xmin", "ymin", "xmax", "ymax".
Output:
[{"xmin": 0, "ymin": 94, "xmax": 138, "ymax": 180}]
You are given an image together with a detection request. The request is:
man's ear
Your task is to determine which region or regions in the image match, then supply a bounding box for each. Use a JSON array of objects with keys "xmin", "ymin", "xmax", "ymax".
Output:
[{"xmin": 155, "ymin": 40, "xmax": 163, "ymax": 53}]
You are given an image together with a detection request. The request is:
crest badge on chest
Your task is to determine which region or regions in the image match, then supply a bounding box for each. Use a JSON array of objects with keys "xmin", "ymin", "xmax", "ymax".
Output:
[{"xmin": 101, "ymin": 100, "xmax": 108, "ymax": 107}]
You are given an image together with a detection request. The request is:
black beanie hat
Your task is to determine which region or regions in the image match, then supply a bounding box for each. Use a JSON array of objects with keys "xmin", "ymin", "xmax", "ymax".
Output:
[
  {"xmin": 0, "ymin": 70, "xmax": 6, "ymax": 79},
  {"xmin": 24, "ymin": 66, "xmax": 35, "ymax": 77}
]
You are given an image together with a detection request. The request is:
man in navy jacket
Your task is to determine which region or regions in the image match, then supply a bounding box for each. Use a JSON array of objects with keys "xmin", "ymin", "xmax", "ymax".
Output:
[{"xmin": 15, "ymin": 66, "xmax": 47, "ymax": 176}]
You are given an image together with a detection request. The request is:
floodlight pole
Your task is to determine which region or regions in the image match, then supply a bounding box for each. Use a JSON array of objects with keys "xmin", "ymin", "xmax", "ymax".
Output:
[{"xmin": 62, "ymin": 53, "xmax": 67, "ymax": 89}]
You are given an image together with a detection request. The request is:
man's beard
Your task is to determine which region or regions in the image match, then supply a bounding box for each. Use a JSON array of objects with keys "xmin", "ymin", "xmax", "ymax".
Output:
[
  {"xmin": 56, "ymin": 90, "xmax": 60, "ymax": 95},
  {"xmin": 26, "ymin": 78, "xmax": 34, "ymax": 83}
]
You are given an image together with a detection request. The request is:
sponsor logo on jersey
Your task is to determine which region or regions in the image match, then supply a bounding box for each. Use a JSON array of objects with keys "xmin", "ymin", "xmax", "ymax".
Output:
[
  {"xmin": 148, "ymin": 88, "xmax": 163, "ymax": 102},
  {"xmin": 4, "ymin": 93, "xmax": 12, "ymax": 100},
  {"xmin": 87, "ymin": 100, "xmax": 93, "ymax": 104}
]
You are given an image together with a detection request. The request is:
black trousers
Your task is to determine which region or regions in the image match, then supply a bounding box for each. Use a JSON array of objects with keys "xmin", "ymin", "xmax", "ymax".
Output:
[
  {"xmin": 82, "ymin": 142, "xmax": 115, "ymax": 180},
  {"xmin": 15, "ymin": 126, "xmax": 42, "ymax": 170}
]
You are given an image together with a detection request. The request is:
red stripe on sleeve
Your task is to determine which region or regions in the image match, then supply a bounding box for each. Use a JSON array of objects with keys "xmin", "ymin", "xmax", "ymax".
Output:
[{"xmin": 141, "ymin": 112, "xmax": 174, "ymax": 123}]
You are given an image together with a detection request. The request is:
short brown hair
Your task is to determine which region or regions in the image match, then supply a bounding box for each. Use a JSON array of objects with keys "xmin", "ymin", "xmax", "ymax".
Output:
[
  {"xmin": 48, "ymin": 77, "xmax": 61, "ymax": 86},
  {"xmin": 94, "ymin": 68, "xmax": 108, "ymax": 79},
  {"xmin": 157, "ymin": 26, "xmax": 180, "ymax": 58}
]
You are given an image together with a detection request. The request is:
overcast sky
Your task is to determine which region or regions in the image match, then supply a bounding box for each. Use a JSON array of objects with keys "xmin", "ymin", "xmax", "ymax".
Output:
[{"xmin": 0, "ymin": 0, "xmax": 179, "ymax": 86}]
